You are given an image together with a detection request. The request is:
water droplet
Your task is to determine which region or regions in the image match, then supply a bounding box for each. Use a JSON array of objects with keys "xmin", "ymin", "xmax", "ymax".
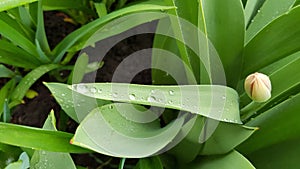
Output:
[
  {"xmin": 61, "ymin": 93, "xmax": 65, "ymax": 96},
  {"xmin": 76, "ymin": 84, "xmax": 88, "ymax": 93},
  {"xmin": 129, "ymin": 94, "xmax": 136, "ymax": 100},
  {"xmin": 90, "ymin": 87, "xmax": 97, "ymax": 93},
  {"xmin": 108, "ymin": 105, "xmax": 114, "ymax": 109},
  {"xmin": 169, "ymin": 90, "xmax": 174, "ymax": 95},
  {"xmin": 97, "ymin": 89, "xmax": 102, "ymax": 93},
  {"xmin": 147, "ymin": 96, "xmax": 156, "ymax": 102},
  {"xmin": 251, "ymin": 19, "xmax": 254, "ymax": 23},
  {"xmin": 112, "ymin": 92, "xmax": 118, "ymax": 98},
  {"xmin": 257, "ymin": 9, "xmax": 260, "ymax": 13},
  {"xmin": 150, "ymin": 90, "xmax": 155, "ymax": 94},
  {"xmin": 168, "ymin": 100, "xmax": 173, "ymax": 104}
]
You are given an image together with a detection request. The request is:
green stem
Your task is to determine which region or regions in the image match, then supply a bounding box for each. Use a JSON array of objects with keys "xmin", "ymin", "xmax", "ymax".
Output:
[{"xmin": 240, "ymin": 101, "xmax": 261, "ymax": 122}]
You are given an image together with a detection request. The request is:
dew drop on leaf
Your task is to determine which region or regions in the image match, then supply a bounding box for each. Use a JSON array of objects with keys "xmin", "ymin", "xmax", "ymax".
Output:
[
  {"xmin": 147, "ymin": 96, "xmax": 156, "ymax": 102},
  {"xmin": 90, "ymin": 87, "xmax": 97, "ymax": 93},
  {"xmin": 169, "ymin": 90, "xmax": 174, "ymax": 95},
  {"xmin": 129, "ymin": 94, "xmax": 136, "ymax": 100}
]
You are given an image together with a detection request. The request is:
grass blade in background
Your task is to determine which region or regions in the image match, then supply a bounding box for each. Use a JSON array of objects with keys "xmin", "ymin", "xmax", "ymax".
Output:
[
  {"xmin": 52, "ymin": 0, "xmax": 175, "ymax": 63},
  {"xmin": 35, "ymin": 0, "xmax": 51, "ymax": 58},
  {"xmin": 42, "ymin": 0, "xmax": 84, "ymax": 11},
  {"xmin": 0, "ymin": 19, "xmax": 38, "ymax": 57},
  {"xmin": 0, "ymin": 0, "xmax": 38, "ymax": 12},
  {"xmin": 11, "ymin": 64, "xmax": 60, "ymax": 101},
  {"xmin": 0, "ymin": 40, "xmax": 40, "ymax": 68}
]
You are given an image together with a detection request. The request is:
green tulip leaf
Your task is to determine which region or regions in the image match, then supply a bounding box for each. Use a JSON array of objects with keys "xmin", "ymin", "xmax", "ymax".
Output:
[
  {"xmin": 44, "ymin": 83, "xmax": 110, "ymax": 122},
  {"xmin": 238, "ymin": 92, "xmax": 300, "ymax": 155},
  {"xmin": 69, "ymin": 83, "xmax": 242, "ymax": 124},
  {"xmin": 180, "ymin": 150, "xmax": 255, "ymax": 169},
  {"xmin": 71, "ymin": 103, "xmax": 185, "ymax": 158},
  {"xmin": 243, "ymin": 6, "xmax": 300, "ymax": 77}
]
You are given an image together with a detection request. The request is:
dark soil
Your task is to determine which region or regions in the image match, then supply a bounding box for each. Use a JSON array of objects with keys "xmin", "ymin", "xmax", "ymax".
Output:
[{"xmin": 10, "ymin": 11, "xmax": 156, "ymax": 169}]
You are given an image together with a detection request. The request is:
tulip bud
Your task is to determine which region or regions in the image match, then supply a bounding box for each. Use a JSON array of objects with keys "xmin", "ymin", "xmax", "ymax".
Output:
[{"xmin": 244, "ymin": 72, "xmax": 272, "ymax": 102}]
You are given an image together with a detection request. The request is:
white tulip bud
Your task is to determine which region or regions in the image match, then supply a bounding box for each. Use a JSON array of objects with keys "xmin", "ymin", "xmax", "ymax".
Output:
[{"xmin": 244, "ymin": 72, "xmax": 272, "ymax": 102}]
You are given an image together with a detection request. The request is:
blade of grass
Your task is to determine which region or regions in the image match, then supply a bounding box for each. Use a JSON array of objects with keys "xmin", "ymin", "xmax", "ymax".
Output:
[
  {"xmin": 0, "ymin": 122, "xmax": 90, "ymax": 153},
  {"xmin": 52, "ymin": 0, "xmax": 175, "ymax": 63},
  {"xmin": 11, "ymin": 64, "xmax": 60, "ymax": 101},
  {"xmin": 0, "ymin": 0, "xmax": 38, "ymax": 12}
]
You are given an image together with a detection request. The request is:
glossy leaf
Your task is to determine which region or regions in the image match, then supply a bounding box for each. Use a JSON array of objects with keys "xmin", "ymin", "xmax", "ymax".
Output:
[
  {"xmin": 199, "ymin": 0, "xmax": 245, "ymax": 87},
  {"xmin": 71, "ymin": 103, "xmax": 185, "ymax": 158},
  {"xmin": 238, "ymin": 92, "xmax": 300, "ymax": 155},
  {"xmin": 11, "ymin": 64, "xmax": 60, "ymax": 101},
  {"xmin": 0, "ymin": 0, "xmax": 38, "ymax": 12},
  {"xmin": 70, "ymin": 83, "xmax": 242, "ymax": 123},
  {"xmin": 44, "ymin": 82, "xmax": 110, "ymax": 122},
  {"xmin": 199, "ymin": 122, "xmax": 257, "ymax": 155},
  {"xmin": 0, "ymin": 122, "xmax": 89, "ymax": 153},
  {"xmin": 243, "ymin": 6, "xmax": 300, "ymax": 77},
  {"xmin": 180, "ymin": 150, "xmax": 255, "ymax": 169},
  {"xmin": 246, "ymin": 0, "xmax": 295, "ymax": 43},
  {"xmin": 244, "ymin": 0, "xmax": 266, "ymax": 27}
]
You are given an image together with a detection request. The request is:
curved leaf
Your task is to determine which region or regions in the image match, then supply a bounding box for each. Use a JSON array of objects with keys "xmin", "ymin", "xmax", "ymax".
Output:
[
  {"xmin": 71, "ymin": 103, "xmax": 185, "ymax": 158},
  {"xmin": 70, "ymin": 83, "xmax": 242, "ymax": 124},
  {"xmin": 243, "ymin": 6, "xmax": 300, "ymax": 77}
]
